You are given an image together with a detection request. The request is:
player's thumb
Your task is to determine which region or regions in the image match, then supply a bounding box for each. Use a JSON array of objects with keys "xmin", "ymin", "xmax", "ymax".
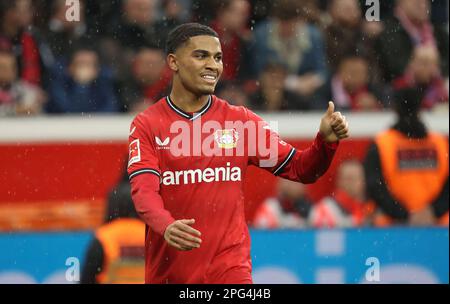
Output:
[{"xmin": 325, "ymin": 101, "xmax": 335, "ymax": 117}]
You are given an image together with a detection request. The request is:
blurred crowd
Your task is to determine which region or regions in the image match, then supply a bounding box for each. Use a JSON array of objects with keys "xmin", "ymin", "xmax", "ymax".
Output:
[{"xmin": 0, "ymin": 0, "xmax": 448, "ymax": 116}]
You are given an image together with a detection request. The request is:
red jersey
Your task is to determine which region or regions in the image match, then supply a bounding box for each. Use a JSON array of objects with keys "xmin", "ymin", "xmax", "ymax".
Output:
[{"xmin": 128, "ymin": 95, "xmax": 338, "ymax": 283}]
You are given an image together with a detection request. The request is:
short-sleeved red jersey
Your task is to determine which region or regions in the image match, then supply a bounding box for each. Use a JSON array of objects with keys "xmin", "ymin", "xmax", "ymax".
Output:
[{"xmin": 127, "ymin": 95, "xmax": 337, "ymax": 283}]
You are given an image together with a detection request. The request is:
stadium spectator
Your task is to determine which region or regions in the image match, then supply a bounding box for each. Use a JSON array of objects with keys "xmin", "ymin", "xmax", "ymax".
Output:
[
  {"xmin": 46, "ymin": 44, "xmax": 119, "ymax": 113},
  {"xmin": 375, "ymin": 0, "xmax": 449, "ymax": 83},
  {"xmin": 296, "ymin": 0, "xmax": 322, "ymax": 25},
  {"xmin": 319, "ymin": 54, "xmax": 385, "ymax": 111},
  {"xmin": 0, "ymin": 0, "xmax": 47, "ymax": 86},
  {"xmin": 43, "ymin": 0, "xmax": 89, "ymax": 60},
  {"xmin": 100, "ymin": 0, "xmax": 174, "ymax": 84},
  {"xmin": 364, "ymin": 88, "xmax": 449, "ymax": 226},
  {"xmin": 81, "ymin": 183, "xmax": 145, "ymax": 284},
  {"xmin": 393, "ymin": 45, "xmax": 448, "ymax": 111},
  {"xmin": 0, "ymin": 49, "xmax": 46, "ymax": 116},
  {"xmin": 253, "ymin": 178, "xmax": 312, "ymax": 228},
  {"xmin": 107, "ymin": 0, "xmax": 163, "ymax": 50},
  {"xmin": 323, "ymin": 0, "xmax": 382, "ymax": 76},
  {"xmin": 190, "ymin": 0, "xmax": 216, "ymax": 24},
  {"xmin": 156, "ymin": 0, "xmax": 192, "ymax": 46},
  {"xmin": 215, "ymin": 81, "xmax": 249, "ymax": 107},
  {"xmin": 248, "ymin": 60, "xmax": 310, "ymax": 111},
  {"xmin": 81, "ymin": 1, "xmax": 123, "ymax": 38},
  {"xmin": 210, "ymin": 0, "xmax": 252, "ymax": 81},
  {"xmin": 119, "ymin": 46, "xmax": 172, "ymax": 112},
  {"xmin": 246, "ymin": 0, "xmax": 272, "ymax": 25},
  {"xmin": 250, "ymin": 0, "xmax": 328, "ymax": 101},
  {"xmin": 308, "ymin": 159, "xmax": 374, "ymax": 228}
]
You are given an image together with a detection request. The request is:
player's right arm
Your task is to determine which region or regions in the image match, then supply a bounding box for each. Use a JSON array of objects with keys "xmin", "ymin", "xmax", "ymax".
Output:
[{"xmin": 128, "ymin": 116, "xmax": 201, "ymax": 250}]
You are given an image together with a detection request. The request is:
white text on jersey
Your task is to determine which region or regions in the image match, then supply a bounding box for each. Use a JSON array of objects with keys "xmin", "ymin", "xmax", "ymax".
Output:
[{"xmin": 162, "ymin": 162, "xmax": 241, "ymax": 186}]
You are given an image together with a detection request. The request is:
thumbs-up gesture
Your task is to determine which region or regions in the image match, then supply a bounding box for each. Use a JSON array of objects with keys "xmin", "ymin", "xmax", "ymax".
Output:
[{"xmin": 319, "ymin": 101, "xmax": 349, "ymax": 143}]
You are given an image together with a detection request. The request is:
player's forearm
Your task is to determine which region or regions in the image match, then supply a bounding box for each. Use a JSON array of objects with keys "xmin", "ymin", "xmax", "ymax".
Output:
[
  {"xmin": 130, "ymin": 174, "xmax": 175, "ymax": 235},
  {"xmin": 280, "ymin": 132, "xmax": 338, "ymax": 184}
]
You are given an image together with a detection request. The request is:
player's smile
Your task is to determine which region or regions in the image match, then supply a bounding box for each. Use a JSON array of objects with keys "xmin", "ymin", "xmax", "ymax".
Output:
[{"xmin": 200, "ymin": 73, "xmax": 218, "ymax": 85}]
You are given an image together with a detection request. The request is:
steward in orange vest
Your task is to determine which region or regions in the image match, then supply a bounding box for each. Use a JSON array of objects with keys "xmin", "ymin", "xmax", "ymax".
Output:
[
  {"xmin": 364, "ymin": 88, "xmax": 449, "ymax": 226},
  {"xmin": 81, "ymin": 183, "xmax": 145, "ymax": 284}
]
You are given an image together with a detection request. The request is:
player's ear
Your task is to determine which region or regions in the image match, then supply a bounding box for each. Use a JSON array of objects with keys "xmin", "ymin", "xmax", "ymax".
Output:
[{"xmin": 167, "ymin": 54, "xmax": 178, "ymax": 72}]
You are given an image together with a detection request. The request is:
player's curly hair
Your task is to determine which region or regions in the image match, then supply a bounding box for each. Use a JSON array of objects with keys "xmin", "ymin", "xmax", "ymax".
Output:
[{"xmin": 165, "ymin": 23, "xmax": 219, "ymax": 55}]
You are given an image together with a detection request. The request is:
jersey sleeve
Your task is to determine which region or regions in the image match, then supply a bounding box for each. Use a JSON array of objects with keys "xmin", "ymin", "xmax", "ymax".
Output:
[
  {"xmin": 246, "ymin": 109, "xmax": 296, "ymax": 175},
  {"xmin": 127, "ymin": 115, "xmax": 175, "ymax": 235},
  {"xmin": 127, "ymin": 115, "xmax": 161, "ymax": 181},
  {"xmin": 245, "ymin": 108, "xmax": 339, "ymax": 184}
]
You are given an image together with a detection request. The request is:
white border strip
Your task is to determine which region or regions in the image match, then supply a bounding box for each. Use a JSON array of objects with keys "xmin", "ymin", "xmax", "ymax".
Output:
[
  {"xmin": 166, "ymin": 97, "xmax": 191, "ymax": 119},
  {"xmin": 191, "ymin": 96, "xmax": 212, "ymax": 121},
  {"xmin": 0, "ymin": 111, "xmax": 447, "ymax": 143},
  {"xmin": 129, "ymin": 168, "xmax": 160, "ymax": 180},
  {"xmin": 273, "ymin": 148, "xmax": 296, "ymax": 175}
]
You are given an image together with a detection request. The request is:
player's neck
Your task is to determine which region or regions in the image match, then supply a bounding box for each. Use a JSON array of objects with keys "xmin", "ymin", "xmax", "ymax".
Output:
[{"xmin": 169, "ymin": 88, "xmax": 210, "ymax": 113}]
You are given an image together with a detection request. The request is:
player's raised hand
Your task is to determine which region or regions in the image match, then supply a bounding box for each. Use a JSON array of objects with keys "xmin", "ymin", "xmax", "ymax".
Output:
[
  {"xmin": 164, "ymin": 219, "xmax": 202, "ymax": 251},
  {"xmin": 319, "ymin": 101, "xmax": 350, "ymax": 143}
]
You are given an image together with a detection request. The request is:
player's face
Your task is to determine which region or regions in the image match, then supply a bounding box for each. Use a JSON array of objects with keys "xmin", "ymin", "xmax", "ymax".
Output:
[{"xmin": 172, "ymin": 35, "xmax": 223, "ymax": 95}]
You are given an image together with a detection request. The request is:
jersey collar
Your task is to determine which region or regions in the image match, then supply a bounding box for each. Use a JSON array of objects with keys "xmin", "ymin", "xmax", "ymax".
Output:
[{"xmin": 166, "ymin": 95, "xmax": 213, "ymax": 121}]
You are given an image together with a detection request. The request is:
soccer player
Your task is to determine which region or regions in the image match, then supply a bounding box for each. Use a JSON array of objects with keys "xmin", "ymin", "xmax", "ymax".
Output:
[{"xmin": 128, "ymin": 23, "xmax": 349, "ymax": 284}]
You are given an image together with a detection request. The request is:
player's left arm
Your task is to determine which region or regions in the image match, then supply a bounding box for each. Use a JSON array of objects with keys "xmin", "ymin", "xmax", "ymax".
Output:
[{"xmin": 247, "ymin": 101, "xmax": 348, "ymax": 184}]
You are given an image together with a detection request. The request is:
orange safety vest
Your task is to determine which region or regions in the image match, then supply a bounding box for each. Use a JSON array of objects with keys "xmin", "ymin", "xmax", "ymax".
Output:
[
  {"xmin": 95, "ymin": 218, "xmax": 146, "ymax": 284},
  {"xmin": 375, "ymin": 129, "xmax": 449, "ymax": 213}
]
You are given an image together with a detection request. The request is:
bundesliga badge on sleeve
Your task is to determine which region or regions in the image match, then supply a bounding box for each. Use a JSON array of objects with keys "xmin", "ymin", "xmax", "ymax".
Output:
[{"xmin": 128, "ymin": 139, "xmax": 141, "ymax": 167}]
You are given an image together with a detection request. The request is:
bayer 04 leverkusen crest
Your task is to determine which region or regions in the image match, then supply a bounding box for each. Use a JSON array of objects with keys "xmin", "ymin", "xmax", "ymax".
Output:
[{"xmin": 214, "ymin": 129, "xmax": 239, "ymax": 149}]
